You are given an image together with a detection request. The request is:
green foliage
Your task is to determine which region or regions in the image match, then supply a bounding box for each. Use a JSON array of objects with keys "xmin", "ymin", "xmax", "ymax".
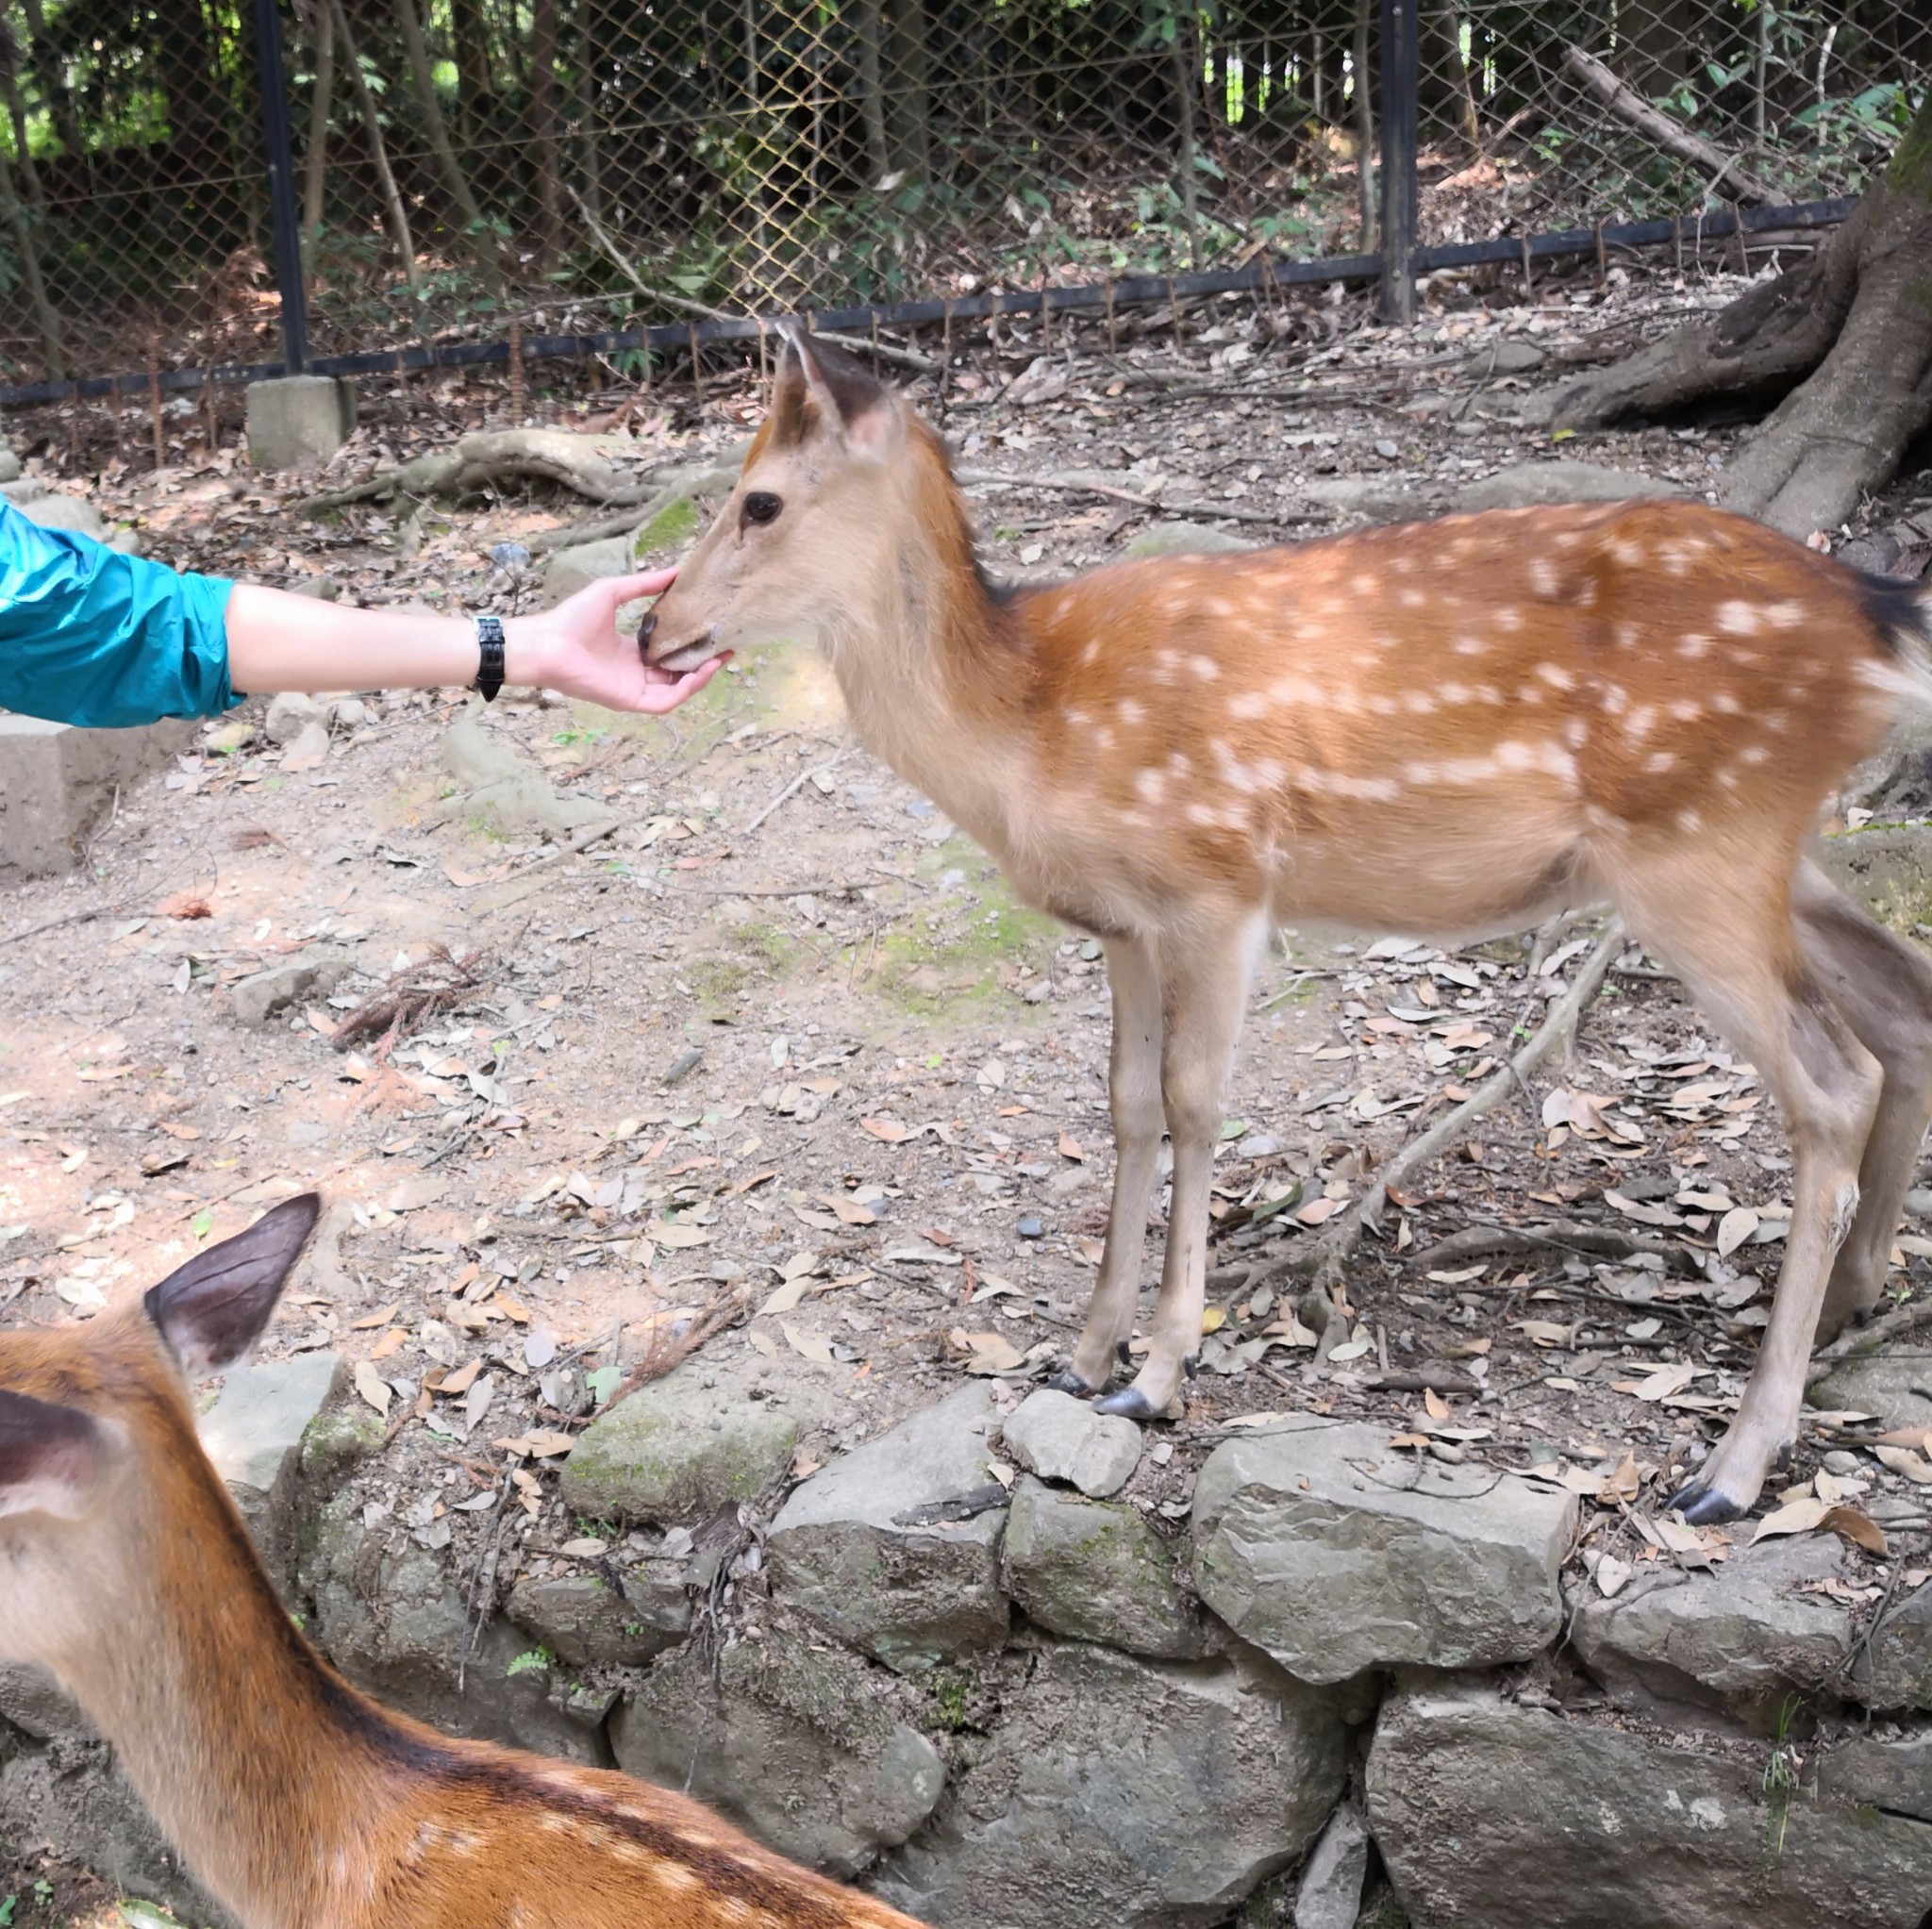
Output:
[{"xmin": 505, "ymin": 1646, "xmax": 554, "ymax": 1678}]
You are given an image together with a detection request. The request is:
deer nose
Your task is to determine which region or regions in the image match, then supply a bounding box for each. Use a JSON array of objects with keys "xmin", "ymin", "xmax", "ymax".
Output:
[{"xmin": 636, "ymin": 611, "xmax": 657, "ymax": 646}]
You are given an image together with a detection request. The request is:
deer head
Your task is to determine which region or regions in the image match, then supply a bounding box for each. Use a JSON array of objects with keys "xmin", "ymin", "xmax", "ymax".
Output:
[
  {"xmin": 0, "ymin": 1195, "xmax": 319, "ymax": 1672},
  {"xmin": 642, "ymin": 333, "xmax": 979, "ymax": 678}
]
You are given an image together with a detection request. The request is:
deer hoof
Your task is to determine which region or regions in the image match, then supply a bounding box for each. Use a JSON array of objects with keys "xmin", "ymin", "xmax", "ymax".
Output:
[
  {"xmin": 1666, "ymin": 1477, "xmax": 1748, "ymax": 1527},
  {"xmin": 1091, "ymin": 1385, "xmax": 1163, "ymax": 1421},
  {"xmin": 1048, "ymin": 1368, "xmax": 1104, "ymax": 1398}
]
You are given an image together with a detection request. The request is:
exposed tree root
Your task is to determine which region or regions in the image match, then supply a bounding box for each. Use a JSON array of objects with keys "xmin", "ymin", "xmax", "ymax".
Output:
[
  {"xmin": 1549, "ymin": 92, "xmax": 1932, "ymax": 539},
  {"xmin": 1268, "ymin": 921, "xmax": 1624, "ymax": 1298}
]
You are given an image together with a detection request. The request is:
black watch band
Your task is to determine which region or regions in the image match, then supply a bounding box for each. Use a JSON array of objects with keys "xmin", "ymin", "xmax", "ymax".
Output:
[{"xmin": 474, "ymin": 614, "xmax": 507, "ymax": 702}]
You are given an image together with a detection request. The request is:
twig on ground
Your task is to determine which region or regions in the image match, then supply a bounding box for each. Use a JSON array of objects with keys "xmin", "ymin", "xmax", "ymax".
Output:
[
  {"xmin": 1561, "ymin": 45, "xmax": 1775, "ymax": 205},
  {"xmin": 1409, "ymin": 1220, "xmax": 1690, "ymax": 1270},
  {"xmin": 330, "ymin": 941, "xmax": 498, "ymax": 1056},
  {"xmin": 1273, "ymin": 922, "xmax": 1624, "ymax": 1292},
  {"xmin": 954, "ymin": 463, "xmax": 1326, "ymax": 530},
  {"xmin": 607, "ymin": 1287, "xmax": 752, "ymax": 1406},
  {"xmin": 741, "ymin": 749, "xmax": 851, "ymax": 837}
]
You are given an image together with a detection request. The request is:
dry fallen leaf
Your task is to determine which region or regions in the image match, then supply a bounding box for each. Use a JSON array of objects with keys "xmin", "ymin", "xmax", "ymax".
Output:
[
  {"xmin": 1594, "ymin": 1554, "xmax": 1634, "ymax": 1598},
  {"xmin": 368, "ymin": 1327, "xmax": 406, "ymax": 1362},
  {"xmin": 1874, "ymin": 1444, "xmax": 1932, "ymax": 1486},
  {"xmin": 1630, "ymin": 1362, "xmax": 1703, "ymax": 1404},
  {"xmin": 1753, "ymin": 1496, "xmax": 1829, "ymax": 1543},
  {"xmin": 1424, "ymin": 1388, "xmax": 1450, "ymax": 1422},
  {"xmin": 1820, "ymin": 1505, "xmax": 1890, "ymax": 1555},
  {"xmin": 441, "ymin": 1358, "xmax": 483, "ymax": 1397},
  {"xmin": 759, "ymin": 1276, "xmax": 815, "ymax": 1317},
  {"xmin": 782, "ymin": 1322, "xmax": 839, "ymax": 1365},
  {"xmin": 1715, "ymin": 1206, "xmax": 1759, "ymax": 1257},
  {"xmin": 858, "ymin": 1117, "xmax": 912, "ymax": 1143},
  {"xmin": 1058, "ymin": 1132, "xmax": 1085, "ymax": 1162},
  {"xmin": 157, "ymin": 891, "xmax": 212, "ymax": 920},
  {"xmin": 352, "ymin": 1360, "xmax": 391, "ymax": 1416},
  {"xmin": 352, "ymin": 1303, "xmax": 400, "ymax": 1331}
]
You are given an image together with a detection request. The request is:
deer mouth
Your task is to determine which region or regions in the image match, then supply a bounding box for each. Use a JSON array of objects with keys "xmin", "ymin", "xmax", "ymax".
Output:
[{"xmin": 639, "ymin": 614, "xmax": 724, "ymax": 676}]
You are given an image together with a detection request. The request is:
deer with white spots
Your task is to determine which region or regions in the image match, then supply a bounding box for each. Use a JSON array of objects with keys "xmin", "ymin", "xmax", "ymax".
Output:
[
  {"xmin": 646, "ymin": 333, "xmax": 1932, "ymax": 1524},
  {"xmin": 0, "ymin": 1195, "xmax": 924, "ymax": 1929}
]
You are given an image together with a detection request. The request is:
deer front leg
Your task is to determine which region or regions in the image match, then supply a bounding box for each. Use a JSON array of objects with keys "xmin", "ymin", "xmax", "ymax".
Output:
[
  {"xmin": 1055, "ymin": 933, "xmax": 1164, "ymax": 1395},
  {"xmin": 1095, "ymin": 919, "xmax": 1258, "ymax": 1421}
]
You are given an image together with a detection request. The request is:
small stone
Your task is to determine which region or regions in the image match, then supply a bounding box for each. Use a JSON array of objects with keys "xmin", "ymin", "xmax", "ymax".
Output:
[
  {"xmin": 328, "ymin": 697, "xmax": 370, "ymax": 729},
  {"xmin": 1001, "ymin": 1388, "xmax": 1141, "ymax": 1498},
  {"xmin": 1821, "ymin": 1450, "xmax": 1863, "ymax": 1475},
  {"xmin": 1294, "ymin": 1802, "xmax": 1370, "ymax": 1929},
  {"xmin": 1016, "ymin": 1216, "xmax": 1045, "ymax": 1239},
  {"xmin": 506, "ymin": 1566, "xmax": 688, "ymax": 1666},
  {"xmin": 0, "ymin": 444, "xmax": 19, "ymax": 484},
  {"xmin": 1453, "ymin": 460, "xmax": 1680, "ymax": 511},
  {"xmin": 229, "ymin": 952, "xmax": 351, "ymax": 1027},
  {"xmin": 1119, "ymin": 520, "xmax": 1257, "ymax": 559},
  {"xmin": 264, "ymin": 691, "xmax": 325, "ymax": 744},
  {"xmin": 1236, "ymin": 1132, "xmax": 1281, "ymax": 1159},
  {"xmin": 1478, "ymin": 339, "xmax": 1546, "ymax": 374},
  {"xmin": 540, "ymin": 533, "xmax": 632, "ymax": 610},
  {"xmin": 1374, "ymin": 438, "xmax": 1399, "ymax": 459},
  {"xmin": 203, "ymin": 719, "xmax": 254, "ymax": 756},
  {"xmin": 289, "ymin": 575, "xmax": 341, "ymax": 601}
]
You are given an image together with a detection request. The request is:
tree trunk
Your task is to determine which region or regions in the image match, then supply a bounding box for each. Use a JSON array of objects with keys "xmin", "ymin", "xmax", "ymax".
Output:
[
  {"xmin": 1549, "ymin": 91, "xmax": 1932, "ymax": 541},
  {"xmin": 0, "ymin": 144, "xmax": 59, "ymax": 377},
  {"xmin": 17, "ymin": 0, "xmax": 85, "ymax": 162},
  {"xmin": 450, "ymin": 0, "xmax": 493, "ymax": 147},
  {"xmin": 333, "ymin": 0, "xmax": 421, "ymax": 292},
  {"xmin": 301, "ymin": 0, "xmax": 336, "ymax": 264},
  {"xmin": 857, "ymin": 0, "xmax": 890, "ymax": 183},
  {"xmin": 884, "ymin": 0, "xmax": 930, "ymax": 179},
  {"xmin": 529, "ymin": 0, "xmax": 561, "ymax": 265},
  {"xmin": 392, "ymin": 0, "xmax": 504, "ymax": 294}
]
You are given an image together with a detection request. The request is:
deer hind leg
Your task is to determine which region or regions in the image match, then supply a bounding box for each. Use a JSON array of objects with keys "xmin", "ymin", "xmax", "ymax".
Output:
[
  {"xmin": 1055, "ymin": 931, "xmax": 1165, "ymax": 1395},
  {"xmin": 1095, "ymin": 914, "xmax": 1262, "ymax": 1421},
  {"xmin": 1607, "ymin": 853, "xmax": 1882, "ymax": 1524},
  {"xmin": 1793, "ymin": 859, "xmax": 1932, "ymax": 1338}
]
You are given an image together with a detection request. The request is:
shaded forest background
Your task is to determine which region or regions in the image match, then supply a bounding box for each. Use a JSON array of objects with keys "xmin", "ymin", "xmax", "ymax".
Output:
[{"xmin": 0, "ymin": 0, "xmax": 1922, "ymax": 382}]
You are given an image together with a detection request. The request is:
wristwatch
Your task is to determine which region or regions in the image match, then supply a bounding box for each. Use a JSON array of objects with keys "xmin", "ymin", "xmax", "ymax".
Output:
[{"xmin": 474, "ymin": 614, "xmax": 507, "ymax": 702}]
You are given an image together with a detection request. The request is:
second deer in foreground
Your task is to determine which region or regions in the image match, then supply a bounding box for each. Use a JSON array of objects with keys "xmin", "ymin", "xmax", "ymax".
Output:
[{"xmin": 646, "ymin": 335, "xmax": 1932, "ymax": 1524}]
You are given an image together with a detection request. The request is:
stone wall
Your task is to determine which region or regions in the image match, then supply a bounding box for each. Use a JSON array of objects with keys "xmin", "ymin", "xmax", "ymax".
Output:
[{"xmin": 4, "ymin": 1364, "xmax": 1929, "ymax": 1929}]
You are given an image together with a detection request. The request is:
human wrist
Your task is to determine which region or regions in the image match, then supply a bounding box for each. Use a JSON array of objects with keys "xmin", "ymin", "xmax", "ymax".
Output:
[{"xmin": 497, "ymin": 615, "xmax": 554, "ymax": 692}]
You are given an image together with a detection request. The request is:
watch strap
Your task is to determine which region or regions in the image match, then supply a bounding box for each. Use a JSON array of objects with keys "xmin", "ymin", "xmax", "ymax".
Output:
[{"xmin": 475, "ymin": 614, "xmax": 506, "ymax": 702}]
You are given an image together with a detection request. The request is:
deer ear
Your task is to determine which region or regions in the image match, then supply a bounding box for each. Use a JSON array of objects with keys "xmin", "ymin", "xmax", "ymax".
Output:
[
  {"xmin": 0, "ymin": 1389, "xmax": 106, "ymax": 1522},
  {"xmin": 143, "ymin": 1192, "xmax": 322, "ymax": 1379},
  {"xmin": 776, "ymin": 332, "xmax": 902, "ymax": 461}
]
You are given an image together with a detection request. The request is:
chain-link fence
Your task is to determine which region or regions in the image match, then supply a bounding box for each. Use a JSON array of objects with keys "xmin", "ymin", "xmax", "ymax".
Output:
[{"xmin": 0, "ymin": 1, "xmax": 1923, "ymax": 393}]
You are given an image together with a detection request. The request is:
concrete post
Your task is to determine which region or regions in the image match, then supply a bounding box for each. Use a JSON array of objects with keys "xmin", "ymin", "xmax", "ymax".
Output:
[{"xmin": 245, "ymin": 374, "xmax": 357, "ymax": 471}]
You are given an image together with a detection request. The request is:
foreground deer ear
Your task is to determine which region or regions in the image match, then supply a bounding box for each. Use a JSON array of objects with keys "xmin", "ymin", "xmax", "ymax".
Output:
[
  {"xmin": 0, "ymin": 1389, "xmax": 105, "ymax": 1522},
  {"xmin": 774, "ymin": 332, "xmax": 901, "ymax": 461},
  {"xmin": 143, "ymin": 1192, "xmax": 322, "ymax": 1379}
]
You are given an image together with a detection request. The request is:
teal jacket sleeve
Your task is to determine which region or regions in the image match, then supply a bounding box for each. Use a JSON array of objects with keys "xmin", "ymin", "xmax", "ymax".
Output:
[{"xmin": 0, "ymin": 496, "xmax": 238, "ymax": 727}]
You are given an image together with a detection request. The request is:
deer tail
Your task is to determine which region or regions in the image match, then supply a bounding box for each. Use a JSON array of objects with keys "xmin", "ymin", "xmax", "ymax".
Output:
[{"xmin": 1855, "ymin": 570, "xmax": 1932, "ymax": 713}]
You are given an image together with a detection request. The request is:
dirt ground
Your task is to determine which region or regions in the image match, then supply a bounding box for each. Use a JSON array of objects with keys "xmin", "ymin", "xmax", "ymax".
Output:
[{"xmin": 4, "ymin": 242, "xmax": 1931, "ymax": 1919}]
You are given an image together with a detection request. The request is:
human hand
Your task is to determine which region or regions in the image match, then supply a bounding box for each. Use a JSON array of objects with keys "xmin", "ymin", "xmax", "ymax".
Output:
[{"xmin": 504, "ymin": 567, "xmax": 725, "ymax": 713}]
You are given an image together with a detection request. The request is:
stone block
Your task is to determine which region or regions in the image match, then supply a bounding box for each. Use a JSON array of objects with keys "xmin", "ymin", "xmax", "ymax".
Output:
[
  {"xmin": 540, "ymin": 534, "xmax": 632, "ymax": 610},
  {"xmin": 559, "ymin": 1356, "xmax": 833, "ymax": 1524},
  {"xmin": 1120, "ymin": 521, "xmax": 1257, "ymax": 559},
  {"xmin": 1856, "ymin": 1577, "xmax": 1932, "ymax": 1711},
  {"xmin": 506, "ymin": 1562, "xmax": 691, "ymax": 1667},
  {"xmin": 0, "ymin": 714, "xmax": 193, "ymax": 882},
  {"xmin": 1000, "ymin": 1387, "xmax": 1141, "ymax": 1497},
  {"xmin": 873, "ymin": 1638, "xmax": 1345, "ymax": 1929},
  {"xmin": 1571, "ymin": 1534, "xmax": 1855, "ymax": 1721},
  {"xmin": 1191, "ymin": 1417, "xmax": 1574, "ymax": 1682},
  {"xmin": 768, "ymin": 1383, "xmax": 1010, "ymax": 1672},
  {"xmin": 610, "ymin": 1629, "xmax": 944, "ymax": 1877},
  {"xmin": 228, "ymin": 951, "xmax": 352, "ymax": 1027},
  {"xmin": 1366, "ymin": 1677, "xmax": 1932, "ymax": 1929},
  {"xmin": 245, "ymin": 374, "xmax": 357, "ymax": 471},
  {"xmin": 1003, "ymin": 1476, "xmax": 1206, "ymax": 1659}
]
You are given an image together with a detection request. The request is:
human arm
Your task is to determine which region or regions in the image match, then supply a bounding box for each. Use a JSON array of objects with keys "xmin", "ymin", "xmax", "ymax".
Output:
[{"xmin": 225, "ymin": 568, "xmax": 722, "ymax": 713}]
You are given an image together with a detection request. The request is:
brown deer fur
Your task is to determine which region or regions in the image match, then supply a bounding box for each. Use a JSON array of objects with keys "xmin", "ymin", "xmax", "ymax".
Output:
[
  {"xmin": 0, "ymin": 1195, "xmax": 923, "ymax": 1929},
  {"xmin": 645, "ymin": 333, "xmax": 1932, "ymax": 1524}
]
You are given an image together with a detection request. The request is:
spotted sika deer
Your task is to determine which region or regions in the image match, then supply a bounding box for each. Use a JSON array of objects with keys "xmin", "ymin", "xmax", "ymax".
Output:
[
  {"xmin": 644, "ymin": 333, "xmax": 1932, "ymax": 1523},
  {"xmin": 0, "ymin": 1194, "xmax": 924, "ymax": 1929}
]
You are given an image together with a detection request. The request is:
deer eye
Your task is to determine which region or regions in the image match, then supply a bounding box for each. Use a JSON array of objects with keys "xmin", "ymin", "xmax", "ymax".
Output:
[{"xmin": 742, "ymin": 491, "xmax": 783, "ymax": 527}]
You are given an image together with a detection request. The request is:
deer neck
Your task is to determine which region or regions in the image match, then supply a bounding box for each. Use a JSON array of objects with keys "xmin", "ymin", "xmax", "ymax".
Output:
[
  {"xmin": 52, "ymin": 1445, "xmax": 389, "ymax": 1928},
  {"xmin": 813, "ymin": 441, "xmax": 1025, "ymax": 847}
]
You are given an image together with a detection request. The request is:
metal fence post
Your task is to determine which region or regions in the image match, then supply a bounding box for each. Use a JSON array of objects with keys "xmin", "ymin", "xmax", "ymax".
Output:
[
  {"xmin": 252, "ymin": 0, "xmax": 310, "ymax": 374},
  {"xmin": 1377, "ymin": 0, "xmax": 1419, "ymax": 324}
]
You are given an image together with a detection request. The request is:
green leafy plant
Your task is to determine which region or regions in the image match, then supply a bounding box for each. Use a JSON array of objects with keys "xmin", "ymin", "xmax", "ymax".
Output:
[
  {"xmin": 1762, "ymin": 1693, "xmax": 1803, "ymax": 1860},
  {"xmin": 505, "ymin": 1646, "xmax": 554, "ymax": 1679}
]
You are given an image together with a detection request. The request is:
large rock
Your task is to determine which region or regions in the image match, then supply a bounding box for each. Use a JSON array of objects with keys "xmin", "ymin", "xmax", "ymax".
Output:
[
  {"xmin": 1191, "ymin": 1418, "xmax": 1574, "ymax": 1682},
  {"xmin": 1817, "ymin": 826, "xmax": 1932, "ymax": 938},
  {"xmin": 301, "ymin": 1492, "xmax": 604, "ymax": 1762},
  {"xmin": 198, "ymin": 1352, "xmax": 343, "ymax": 1595},
  {"xmin": 768, "ymin": 1383, "xmax": 1010, "ymax": 1672},
  {"xmin": 1809, "ymin": 1335, "xmax": 1932, "ymax": 1434},
  {"xmin": 1120, "ymin": 521, "xmax": 1257, "ymax": 558},
  {"xmin": 438, "ymin": 707, "xmax": 616, "ymax": 842},
  {"xmin": 1857, "ymin": 1580, "xmax": 1932, "ymax": 1711},
  {"xmin": 873, "ymin": 1638, "xmax": 1346, "ymax": 1929},
  {"xmin": 14, "ymin": 489, "xmax": 108, "ymax": 539},
  {"xmin": 1293, "ymin": 1802, "xmax": 1369, "ymax": 1929},
  {"xmin": 1001, "ymin": 1388, "xmax": 1141, "ymax": 1497},
  {"xmin": 505, "ymin": 1562, "xmax": 691, "ymax": 1667},
  {"xmin": 1571, "ymin": 1535, "xmax": 1855, "ymax": 1722},
  {"xmin": 559, "ymin": 1356, "xmax": 833, "ymax": 1524},
  {"xmin": 1818, "ymin": 1729, "xmax": 1932, "ymax": 1822},
  {"xmin": 0, "ymin": 715, "xmax": 193, "ymax": 884},
  {"xmin": 1004, "ymin": 1477, "xmax": 1206, "ymax": 1659},
  {"xmin": 0, "ymin": 1662, "xmax": 92, "ymax": 1742},
  {"xmin": 1453, "ymin": 461, "xmax": 1681, "ymax": 511},
  {"xmin": 610, "ymin": 1628, "xmax": 944, "ymax": 1878},
  {"xmin": 1367, "ymin": 1678, "xmax": 1932, "ymax": 1929}
]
